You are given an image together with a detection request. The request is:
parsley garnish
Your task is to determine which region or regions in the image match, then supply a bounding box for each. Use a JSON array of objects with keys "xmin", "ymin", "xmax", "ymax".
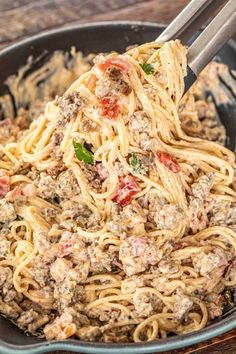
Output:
[
  {"xmin": 129, "ymin": 153, "xmax": 146, "ymax": 174},
  {"xmin": 130, "ymin": 153, "xmax": 138, "ymax": 168},
  {"xmin": 139, "ymin": 63, "xmax": 154, "ymax": 75},
  {"xmin": 73, "ymin": 140, "xmax": 95, "ymax": 165}
]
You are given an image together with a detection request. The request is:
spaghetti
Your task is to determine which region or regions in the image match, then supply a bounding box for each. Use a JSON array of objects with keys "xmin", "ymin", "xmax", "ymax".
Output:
[{"xmin": 0, "ymin": 40, "xmax": 235, "ymax": 343}]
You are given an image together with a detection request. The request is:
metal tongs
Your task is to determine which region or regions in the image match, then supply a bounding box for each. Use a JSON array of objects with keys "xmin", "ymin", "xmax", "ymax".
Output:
[{"xmin": 157, "ymin": 0, "xmax": 236, "ymax": 93}]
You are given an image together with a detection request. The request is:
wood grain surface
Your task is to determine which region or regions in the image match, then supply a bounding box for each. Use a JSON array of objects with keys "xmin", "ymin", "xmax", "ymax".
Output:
[
  {"xmin": 0, "ymin": 0, "xmax": 236, "ymax": 353},
  {"xmin": 0, "ymin": 0, "xmax": 189, "ymax": 50}
]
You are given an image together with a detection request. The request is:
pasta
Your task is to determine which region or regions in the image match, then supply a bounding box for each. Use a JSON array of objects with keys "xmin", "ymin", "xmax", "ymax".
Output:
[{"xmin": 0, "ymin": 39, "xmax": 235, "ymax": 343}]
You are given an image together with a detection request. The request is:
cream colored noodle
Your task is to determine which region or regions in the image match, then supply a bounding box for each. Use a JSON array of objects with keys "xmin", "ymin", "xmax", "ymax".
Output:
[{"xmin": 0, "ymin": 40, "xmax": 236, "ymax": 343}]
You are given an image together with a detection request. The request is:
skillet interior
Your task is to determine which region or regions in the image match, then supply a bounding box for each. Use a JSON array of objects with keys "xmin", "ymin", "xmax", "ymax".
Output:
[{"xmin": 0, "ymin": 21, "xmax": 236, "ymax": 354}]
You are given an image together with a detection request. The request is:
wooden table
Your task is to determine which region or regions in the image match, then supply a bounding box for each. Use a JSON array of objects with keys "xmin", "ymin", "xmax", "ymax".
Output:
[{"xmin": 0, "ymin": 0, "xmax": 236, "ymax": 353}]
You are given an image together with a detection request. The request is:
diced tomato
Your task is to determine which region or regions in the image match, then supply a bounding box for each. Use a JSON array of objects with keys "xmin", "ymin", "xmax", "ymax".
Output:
[
  {"xmin": 156, "ymin": 152, "xmax": 180, "ymax": 173},
  {"xmin": 0, "ymin": 169, "xmax": 10, "ymax": 199},
  {"xmin": 99, "ymin": 57, "xmax": 131, "ymax": 73},
  {"xmin": 112, "ymin": 175, "xmax": 141, "ymax": 206},
  {"xmin": 58, "ymin": 241, "xmax": 74, "ymax": 257},
  {"xmin": 99, "ymin": 97, "xmax": 120, "ymax": 119},
  {"xmin": 87, "ymin": 74, "xmax": 97, "ymax": 91}
]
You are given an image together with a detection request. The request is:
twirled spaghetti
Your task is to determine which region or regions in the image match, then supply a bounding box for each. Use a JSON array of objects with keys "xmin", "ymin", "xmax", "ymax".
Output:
[{"xmin": 0, "ymin": 40, "xmax": 235, "ymax": 343}]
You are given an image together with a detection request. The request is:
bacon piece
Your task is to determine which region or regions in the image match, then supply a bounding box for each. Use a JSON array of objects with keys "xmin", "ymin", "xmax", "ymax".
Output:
[
  {"xmin": 99, "ymin": 57, "xmax": 131, "ymax": 73},
  {"xmin": 156, "ymin": 152, "xmax": 180, "ymax": 173},
  {"xmin": 99, "ymin": 97, "xmax": 120, "ymax": 119},
  {"xmin": 112, "ymin": 175, "xmax": 141, "ymax": 206},
  {"xmin": 0, "ymin": 169, "xmax": 10, "ymax": 199}
]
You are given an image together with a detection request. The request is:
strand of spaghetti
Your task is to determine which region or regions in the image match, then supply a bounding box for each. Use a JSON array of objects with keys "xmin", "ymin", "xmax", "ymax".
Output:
[
  {"xmin": 133, "ymin": 288, "xmax": 174, "ymax": 310},
  {"xmin": 86, "ymin": 294, "xmax": 132, "ymax": 311},
  {"xmin": 24, "ymin": 115, "xmax": 48, "ymax": 151},
  {"xmin": 133, "ymin": 313, "xmax": 174, "ymax": 342},
  {"xmin": 222, "ymin": 278, "xmax": 236, "ymax": 286},
  {"xmin": 172, "ymin": 245, "xmax": 213, "ymax": 260},
  {"xmin": 76, "ymin": 226, "xmax": 106, "ymax": 240},
  {"xmin": 0, "ymin": 160, "xmax": 13, "ymax": 170},
  {"xmin": 20, "ymin": 277, "xmax": 40, "ymax": 289},
  {"xmin": 99, "ymin": 288, "xmax": 121, "ymax": 298},
  {"xmin": 13, "ymin": 248, "xmax": 37, "ymax": 292},
  {"xmin": 176, "ymin": 298, "xmax": 208, "ymax": 334},
  {"xmin": 65, "ymin": 71, "xmax": 92, "ymax": 95},
  {"xmin": 147, "ymin": 320, "xmax": 159, "ymax": 341},
  {"xmin": 212, "ymin": 185, "xmax": 236, "ymax": 197},
  {"xmin": 85, "ymin": 282, "xmax": 121, "ymax": 291},
  {"xmin": 23, "ymin": 290, "xmax": 54, "ymax": 308},
  {"xmin": 10, "ymin": 175, "xmax": 32, "ymax": 184},
  {"xmin": 102, "ymin": 319, "xmax": 142, "ymax": 331},
  {"xmin": 95, "ymin": 303, "xmax": 131, "ymax": 315},
  {"xmin": 115, "ymin": 118, "xmax": 130, "ymax": 156},
  {"xmin": 190, "ymin": 226, "xmax": 236, "ymax": 250},
  {"xmin": 86, "ymin": 274, "xmax": 121, "ymax": 283},
  {"xmin": 11, "ymin": 221, "xmax": 32, "ymax": 241},
  {"xmin": 0, "ymin": 144, "xmax": 20, "ymax": 165},
  {"xmin": 71, "ymin": 162, "xmax": 99, "ymax": 212},
  {"xmin": 90, "ymin": 140, "xmax": 119, "ymax": 200},
  {"xmin": 28, "ymin": 197, "xmax": 61, "ymax": 212}
]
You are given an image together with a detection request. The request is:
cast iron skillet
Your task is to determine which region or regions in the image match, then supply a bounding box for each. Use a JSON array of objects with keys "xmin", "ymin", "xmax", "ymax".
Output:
[{"xmin": 0, "ymin": 21, "xmax": 236, "ymax": 354}]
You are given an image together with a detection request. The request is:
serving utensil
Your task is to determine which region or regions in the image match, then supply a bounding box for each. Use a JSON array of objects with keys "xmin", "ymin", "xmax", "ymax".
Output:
[
  {"xmin": 157, "ymin": 0, "xmax": 236, "ymax": 92},
  {"xmin": 158, "ymin": 0, "xmax": 236, "ymax": 150}
]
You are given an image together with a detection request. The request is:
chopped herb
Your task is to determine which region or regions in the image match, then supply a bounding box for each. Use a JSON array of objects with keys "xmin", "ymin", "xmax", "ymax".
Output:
[
  {"xmin": 129, "ymin": 153, "xmax": 146, "ymax": 174},
  {"xmin": 139, "ymin": 63, "xmax": 154, "ymax": 75},
  {"xmin": 73, "ymin": 140, "xmax": 95, "ymax": 165},
  {"xmin": 130, "ymin": 153, "xmax": 139, "ymax": 168}
]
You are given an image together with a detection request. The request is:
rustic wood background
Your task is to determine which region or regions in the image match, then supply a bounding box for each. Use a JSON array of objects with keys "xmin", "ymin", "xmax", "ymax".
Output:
[{"xmin": 0, "ymin": 0, "xmax": 236, "ymax": 353}]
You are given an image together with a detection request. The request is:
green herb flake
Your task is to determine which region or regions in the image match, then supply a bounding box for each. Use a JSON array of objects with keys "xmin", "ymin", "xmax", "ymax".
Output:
[
  {"xmin": 130, "ymin": 153, "xmax": 139, "ymax": 168},
  {"xmin": 73, "ymin": 140, "xmax": 95, "ymax": 165},
  {"xmin": 139, "ymin": 63, "xmax": 154, "ymax": 75},
  {"xmin": 129, "ymin": 153, "xmax": 146, "ymax": 175}
]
